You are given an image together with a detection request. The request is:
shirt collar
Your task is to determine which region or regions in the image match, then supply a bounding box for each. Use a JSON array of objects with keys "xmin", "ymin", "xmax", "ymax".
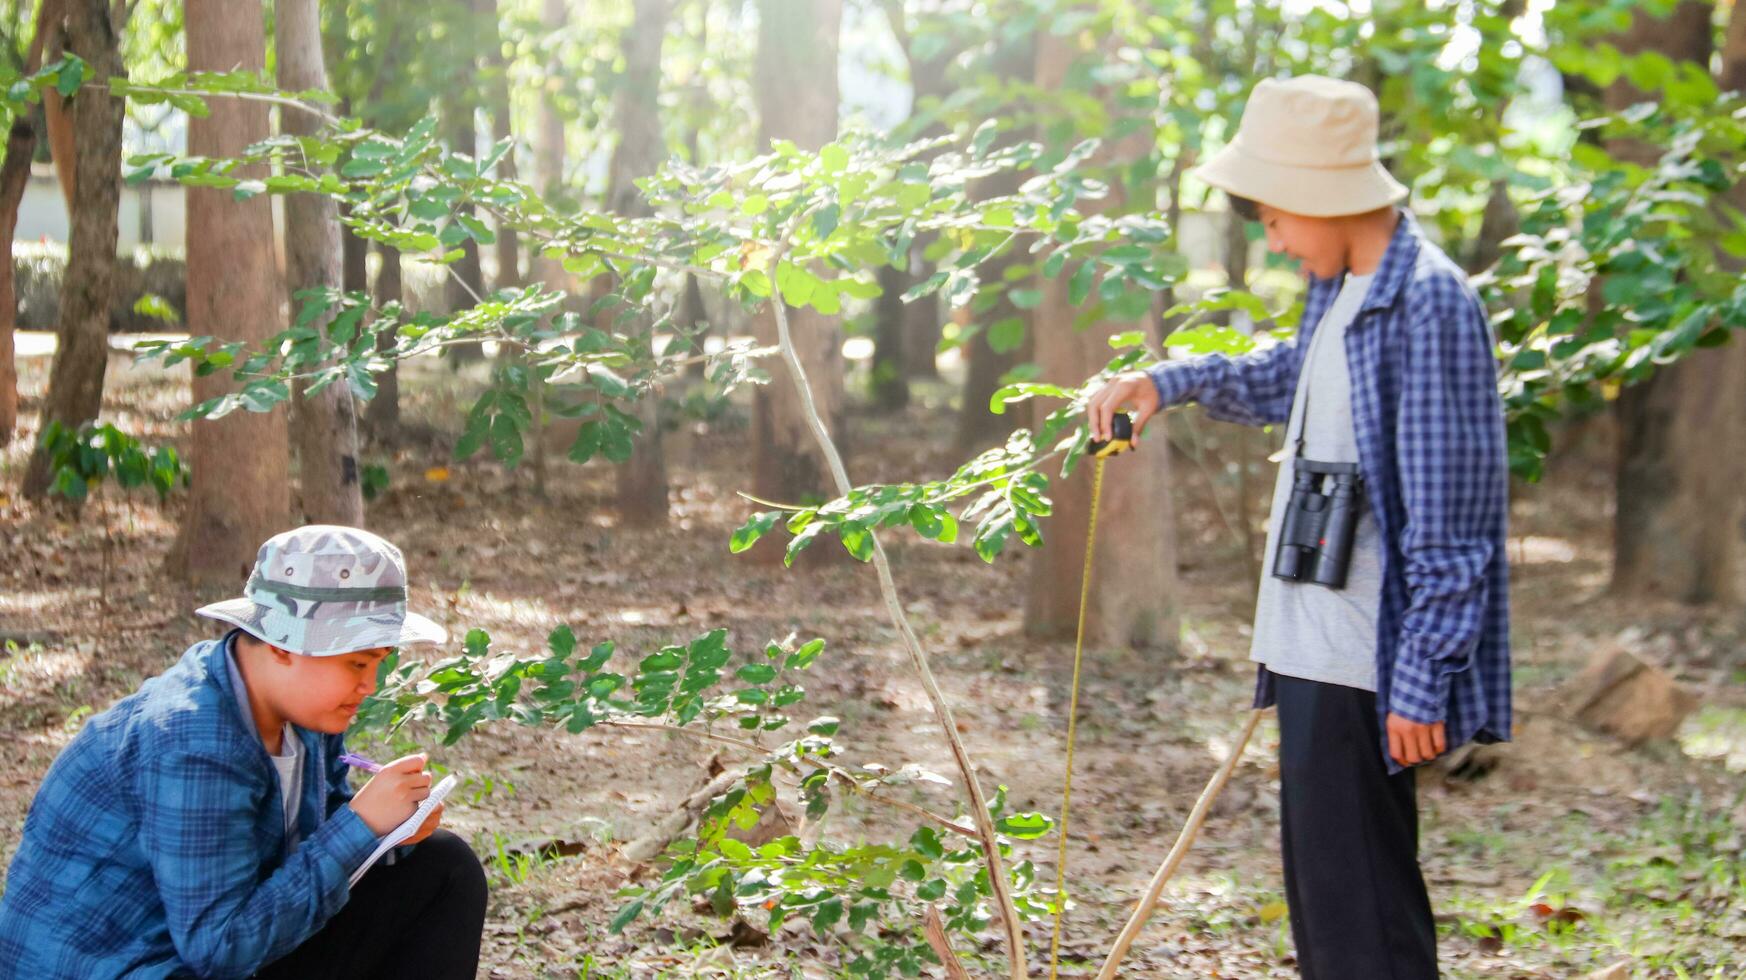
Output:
[
  {"xmin": 1357, "ymin": 208, "xmax": 1423, "ymax": 314},
  {"xmin": 222, "ymin": 631, "xmax": 299, "ymax": 757},
  {"xmin": 222, "ymin": 632, "xmax": 264, "ymax": 744},
  {"xmin": 1301, "ymin": 209, "xmax": 1423, "ymax": 318}
]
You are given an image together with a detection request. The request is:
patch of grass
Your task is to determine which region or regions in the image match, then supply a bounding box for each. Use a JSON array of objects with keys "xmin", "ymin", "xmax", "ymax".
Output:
[
  {"xmin": 1438, "ymin": 791, "xmax": 1746, "ymax": 977},
  {"xmin": 1678, "ymin": 704, "xmax": 1746, "ymax": 772}
]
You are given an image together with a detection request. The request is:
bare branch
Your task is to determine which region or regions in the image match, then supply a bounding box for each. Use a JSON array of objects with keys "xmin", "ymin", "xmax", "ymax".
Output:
[{"xmin": 765, "ymin": 209, "xmax": 1031, "ymax": 979}]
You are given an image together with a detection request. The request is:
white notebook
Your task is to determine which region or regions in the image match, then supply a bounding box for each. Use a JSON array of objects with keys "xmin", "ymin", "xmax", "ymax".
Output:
[{"xmin": 349, "ymin": 773, "xmax": 459, "ymax": 887}]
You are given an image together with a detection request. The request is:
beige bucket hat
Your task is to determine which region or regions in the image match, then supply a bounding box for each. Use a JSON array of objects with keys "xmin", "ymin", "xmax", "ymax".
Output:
[{"xmin": 1192, "ymin": 75, "xmax": 1408, "ymax": 218}]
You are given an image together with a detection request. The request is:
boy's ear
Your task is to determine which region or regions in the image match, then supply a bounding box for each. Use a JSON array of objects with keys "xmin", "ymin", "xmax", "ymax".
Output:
[{"xmin": 265, "ymin": 644, "xmax": 296, "ymax": 666}]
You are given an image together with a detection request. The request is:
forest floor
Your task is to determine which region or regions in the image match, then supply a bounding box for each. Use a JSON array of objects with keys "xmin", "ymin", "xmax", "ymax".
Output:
[{"xmin": 3, "ymin": 342, "xmax": 1745, "ymax": 979}]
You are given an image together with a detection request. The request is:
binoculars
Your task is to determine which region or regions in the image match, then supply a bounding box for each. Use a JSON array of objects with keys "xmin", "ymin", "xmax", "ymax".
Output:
[{"xmin": 1272, "ymin": 459, "xmax": 1363, "ymax": 589}]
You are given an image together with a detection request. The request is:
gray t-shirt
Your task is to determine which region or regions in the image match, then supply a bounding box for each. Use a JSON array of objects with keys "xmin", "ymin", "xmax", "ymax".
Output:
[{"xmin": 1250, "ymin": 272, "xmax": 1385, "ymax": 692}]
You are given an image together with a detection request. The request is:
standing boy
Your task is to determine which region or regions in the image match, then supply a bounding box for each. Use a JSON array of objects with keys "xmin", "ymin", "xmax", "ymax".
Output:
[
  {"xmin": 0, "ymin": 526, "xmax": 487, "ymax": 979},
  {"xmin": 1087, "ymin": 75, "xmax": 1512, "ymax": 978}
]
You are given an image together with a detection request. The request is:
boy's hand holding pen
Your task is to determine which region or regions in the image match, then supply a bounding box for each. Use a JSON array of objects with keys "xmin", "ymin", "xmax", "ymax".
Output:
[{"xmin": 344, "ymin": 752, "xmax": 443, "ymax": 845}]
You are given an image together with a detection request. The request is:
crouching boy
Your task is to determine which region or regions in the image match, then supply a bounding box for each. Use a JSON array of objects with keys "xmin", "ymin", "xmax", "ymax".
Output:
[{"xmin": 0, "ymin": 526, "xmax": 487, "ymax": 979}]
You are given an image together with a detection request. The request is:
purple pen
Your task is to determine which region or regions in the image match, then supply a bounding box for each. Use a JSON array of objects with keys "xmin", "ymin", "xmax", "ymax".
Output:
[{"xmin": 339, "ymin": 752, "xmax": 383, "ymax": 773}]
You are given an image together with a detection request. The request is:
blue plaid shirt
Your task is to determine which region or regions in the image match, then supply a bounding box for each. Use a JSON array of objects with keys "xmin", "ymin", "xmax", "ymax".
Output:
[
  {"xmin": 0, "ymin": 633, "xmax": 380, "ymax": 978},
  {"xmin": 1151, "ymin": 212, "xmax": 1512, "ymax": 772}
]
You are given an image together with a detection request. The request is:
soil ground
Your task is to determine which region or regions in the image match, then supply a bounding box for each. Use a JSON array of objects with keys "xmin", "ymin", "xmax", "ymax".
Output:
[{"xmin": 3, "ymin": 342, "xmax": 1744, "ymax": 978}]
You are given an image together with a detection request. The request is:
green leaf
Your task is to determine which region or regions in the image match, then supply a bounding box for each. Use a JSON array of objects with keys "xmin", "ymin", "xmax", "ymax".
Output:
[
  {"xmin": 736, "ymin": 663, "xmax": 778, "ymax": 684},
  {"xmin": 548, "ymin": 624, "xmax": 576, "ymax": 659},
  {"xmin": 811, "ymin": 896, "xmax": 843, "ymax": 931},
  {"xmin": 55, "ymin": 59, "xmax": 86, "ymax": 98},
  {"xmin": 987, "ymin": 317, "xmax": 1026, "ymax": 354},
  {"xmin": 730, "ymin": 511, "xmax": 782, "ymax": 553},
  {"xmin": 456, "ymin": 212, "xmax": 496, "ymax": 246},
  {"xmin": 820, "ymin": 143, "xmax": 849, "ymax": 174},
  {"xmin": 812, "ymin": 203, "xmax": 841, "ymax": 240},
  {"xmin": 1068, "ymin": 261, "xmax": 1097, "ymax": 306},
  {"xmin": 608, "ymin": 898, "xmax": 644, "ymax": 933},
  {"xmin": 785, "ymin": 639, "xmax": 825, "ymax": 670},
  {"xmin": 995, "ymin": 811, "xmax": 1054, "ymax": 839}
]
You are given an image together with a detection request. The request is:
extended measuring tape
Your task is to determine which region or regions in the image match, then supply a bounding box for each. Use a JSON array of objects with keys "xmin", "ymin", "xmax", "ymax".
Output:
[
  {"xmin": 1051, "ymin": 408, "xmax": 1265, "ymax": 979},
  {"xmin": 1048, "ymin": 411, "xmax": 1135, "ymax": 979}
]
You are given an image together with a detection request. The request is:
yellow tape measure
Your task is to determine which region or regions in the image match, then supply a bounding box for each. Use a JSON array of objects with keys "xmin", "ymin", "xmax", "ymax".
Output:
[
  {"xmin": 1049, "ymin": 413, "xmax": 1134, "ymax": 979},
  {"xmin": 1087, "ymin": 411, "xmax": 1134, "ymax": 459}
]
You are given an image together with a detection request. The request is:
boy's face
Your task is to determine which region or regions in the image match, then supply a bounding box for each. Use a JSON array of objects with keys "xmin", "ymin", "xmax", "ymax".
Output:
[
  {"xmin": 1256, "ymin": 203, "xmax": 1345, "ymax": 279},
  {"xmin": 258, "ymin": 644, "xmax": 390, "ymax": 734}
]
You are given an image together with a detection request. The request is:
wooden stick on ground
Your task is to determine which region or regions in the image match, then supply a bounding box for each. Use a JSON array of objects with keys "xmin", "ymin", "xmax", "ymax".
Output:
[{"xmin": 1096, "ymin": 709, "xmax": 1264, "ymax": 980}]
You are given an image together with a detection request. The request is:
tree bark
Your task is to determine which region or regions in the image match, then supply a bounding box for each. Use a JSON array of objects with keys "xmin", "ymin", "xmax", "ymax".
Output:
[
  {"xmin": 0, "ymin": 0, "xmax": 60, "ymax": 446},
  {"xmin": 278, "ymin": 0, "xmax": 364, "ymax": 527},
  {"xmin": 174, "ymin": 0, "xmax": 290, "ymax": 585},
  {"xmin": 0, "ymin": 114, "xmax": 31, "ymax": 446},
  {"xmin": 1465, "ymin": 179, "xmax": 1519, "ymax": 275},
  {"xmin": 869, "ymin": 4, "xmax": 957, "ymax": 401},
  {"xmin": 955, "ymin": 168, "xmax": 1030, "ymax": 453},
  {"xmin": 1607, "ymin": 1, "xmax": 1746, "ymax": 606},
  {"xmin": 483, "ymin": 0, "xmax": 519, "ymax": 289},
  {"xmin": 440, "ymin": 0, "xmax": 489, "ymax": 364},
  {"xmin": 607, "ymin": 0, "xmax": 675, "ymax": 527},
  {"xmin": 21, "ymin": 0, "xmax": 125, "ymax": 498},
  {"xmin": 366, "ymin": 240, "xmax": 403, "ymax": 431},
  {"xmin": 750, "ymin": 0, "xmax": 845, "ymax": 513},
  {"xmin": 954, "ymin": 33, "xmax": 1035, "ymax": 454},
  {"xmin": 38, "ymin": 7, "xmax": 74, "ymax": 215},
  {"xmin": 1022, "ymin": 29, "xmax": 1179, "ymax": 648},
  {"xmin": 871, "ymin": 261, "xmax": 909, "ymax": 411},
  {"xmin": 530, "ymin": 0, "xmax": 568, "ymax": 302}
]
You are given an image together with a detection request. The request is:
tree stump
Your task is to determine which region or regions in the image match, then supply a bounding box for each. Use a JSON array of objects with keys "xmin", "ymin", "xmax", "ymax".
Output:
[{"xmin": 1561, "ymin": 644, "xmax": 1698, "ymax": 744}]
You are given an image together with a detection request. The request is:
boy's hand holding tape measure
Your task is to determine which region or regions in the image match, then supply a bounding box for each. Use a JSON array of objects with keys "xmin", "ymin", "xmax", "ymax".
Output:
[{"xmin": 1084, "ymin": 370, "xmax": 1161, "ymax": 450}]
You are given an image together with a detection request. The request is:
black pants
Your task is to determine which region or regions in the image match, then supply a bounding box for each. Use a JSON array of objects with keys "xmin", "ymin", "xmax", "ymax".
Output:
[
  {"xmin": 257, "ymin": 829, "xmax": 488, "ymax": 980},
  {"xmin": 1275, "ymin": 673, "xmax": 1438, "ymax": 979}
]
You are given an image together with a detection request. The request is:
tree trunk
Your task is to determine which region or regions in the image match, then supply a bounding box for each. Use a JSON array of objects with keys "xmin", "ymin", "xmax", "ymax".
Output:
[
  {"xmin": 0, "ymin": 114, "xmax": 30, "ymax": 446},
  {"xmin": 21, "ymin": 0, "xmax": 125, "ymax": 498},
  {"xmin": 0, "ymin": 0, "xmax": 60, "ymax": 446},
  {"xmin": 871, "ymin": 262, "xmax": 909, "ymax": 411},
  {"xmin": 875, "ymin": 0, "xmax": 955, "ymax": 387},
  {"xmin": 679, "ymin": 269, "xmax": 708, "ymax": 380},
  {"xmin": 1613, "ymin": 346, "xmax": 1746, "ymax": 604},
  {"xmin": 1607, "ymin": 1, "xmax": 1745, "ymax": 606},
  {"xmin": 903, "ymin": 274, "xmax": 940, "ymax": 379},
  {"xmin": 174, "ymin": 0, "xmax": 290, "ymax": 585},
  {"xmin": 1022, "ymin": 30, "xmax": 1179, "ymax": 648},
  {"xmin": 750, "ymin": 0, "xmax": 845, "ymax": 513},
  {"xmin": 278, "ymin": 0, "xmax": 363, "ymax": 527},
  {"xmin": 441, "ymin": 5, "xmax": 487, "ymax": 365},
  {"xmin": 1465, "ymin": 179, "xmax": 1519, "ymax": 275},
  {"xmin": 483, "ymin": 0, "xmax": 519, "ymax": 289},
  {"xmin": 530, "ymin": 0, "xmax": 568, "ymax": 302},
  {"xmin": 38, "ymin": 7, "xmax": 74, "ymax": 216},
  {"xmin": 366, "ymin": 241, "xmax": 402, "ymax": 431},
  {"xmin": 954, "ymin": 32, "xmax": 1035, "ymax": 454},
  {"xmin": 606, "ymin": 0, "xmax": 674, "ymax": 527},
  {"xmin": 955, "ymin": 166, "xmax": 1029, "ymax": 454}
]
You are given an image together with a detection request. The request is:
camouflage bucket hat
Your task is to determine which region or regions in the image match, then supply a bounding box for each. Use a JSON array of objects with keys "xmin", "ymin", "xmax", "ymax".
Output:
[{"xmin": 195, "ymin": 525, "xmax": 448, "ymax": 657}]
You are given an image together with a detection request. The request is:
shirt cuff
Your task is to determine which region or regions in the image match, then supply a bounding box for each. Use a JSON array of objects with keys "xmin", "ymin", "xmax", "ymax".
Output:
[
  {"xmin": 1388, "ymin": 636, "xmax": 1454, "ymax": 724},
  {"xmin": 1147, "ymin": 361, "xmax": 1195, "ymax": 409},
  {"xmin": 318, "ymin": 803, "xmax": 384, "ymax": 884}
]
